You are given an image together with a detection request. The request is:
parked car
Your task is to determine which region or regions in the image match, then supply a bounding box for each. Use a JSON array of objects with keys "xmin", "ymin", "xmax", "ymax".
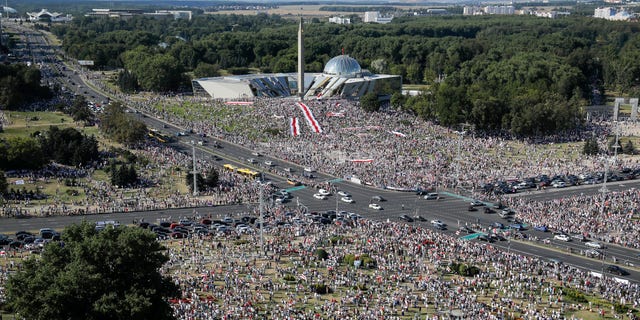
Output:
[
  {"xmin": 554, "ymin": 234, "xmax": 571, "ymax": 242},
  {"xmin": 399, "ymin": 215, "xmax": 414, "ymax": 222},
  {"xmin": 313, "ymin": 193, "xmax": 327, "ymax": 200},
  {"xmin": 606, "ymin": 265, "xmax": 628, "ymax": 276},
  {"xmin": 585, "ymin": 241, "xmax": 604, "ymax": 249},
  {"xmin": 585, "ymin": 249, "xmax": 602, "ymax": 258},
  {"xmin": 340, "ymin": 196, "xmax": 354, "ymax": 203},
  {"xmin": 533, "ymin": 225, "xmax": 548, "ymax": 232},
  {"xmin": 368, "ymin": 203, "xmax": 382, "ymax": 210}
]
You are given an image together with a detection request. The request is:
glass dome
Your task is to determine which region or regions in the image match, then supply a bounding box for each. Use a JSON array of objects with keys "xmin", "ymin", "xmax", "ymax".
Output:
[{"xmin": 323, "ymin": 55, "xmax": 362, "ymax": 78}]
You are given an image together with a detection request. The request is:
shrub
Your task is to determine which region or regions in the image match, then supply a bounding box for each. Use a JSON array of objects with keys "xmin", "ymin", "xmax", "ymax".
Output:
[
  {"xmin": 311, "ymin": 283, "xmax": 332, "ymax": 294},
  {"xmin": 613, "ymin": 303, "xmax": 629, "ymax": 314},
  {"xmin": 282, "ymin": 274, "xmax": 296, "ymax": 282},
  {"xmin": 315, "ymin": 249, "xmax": 328, "ymax": 260},
  {"xmin": 562, "ymin": 287, "xmax": 588, "ymax": 303}
]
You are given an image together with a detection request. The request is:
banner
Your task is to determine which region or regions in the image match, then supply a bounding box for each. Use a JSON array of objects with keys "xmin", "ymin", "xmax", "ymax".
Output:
[
  {"xmin": 296, "ymin": 101, "xmax": 322, "ymax": 134},
  {"xmin": 290, "ymin": 117, "xmax": 300, "ymax": 137},
  {"xmin": 350, "ymin": 159, "xmax": 373, "ymax": 163},
  {"xmin": 225, "ymin": 101, "xmax": 253, "ymax": 106},
  {"xmin": 389, "ymin": 130, "xmax": 407, "ymax": 137}
]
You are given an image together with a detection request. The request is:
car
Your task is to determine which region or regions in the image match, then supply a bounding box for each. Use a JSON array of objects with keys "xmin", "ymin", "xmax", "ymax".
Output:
[
  {"xmin": 415, "ymin": 190, "xmax": 429, "ymax": 196},
  {"xmin": 509, "ymin": 223, "xmax": 525, "ymax": 231},
  {"xmin": 368, "ymin": 203, "xmax": 382, "ymax": 210},
  {"xmin": 313, "ymin": 193, "xmax": 327, "ymax": 200},
  {"xmin": 304, "ymin": 167, "xmax": 315, "ymax": 173},
  {"xmin": 264, "ymin": 160, "xmax": 274, "ymax": 166},
  {"xmin": 414, "ymin": 215, "xmax": 427, "ymax": 222},
  {"xmin": 585, "ymin": 241, "xmax": 604, "ymax": 249},
  {"xmin": 430, "ymin": 220, "xmax": 446, "ymax": 229},
  {"xmin": 478, "ymin": 234, "xmax": 494, "ymax": 242},
  {"xmin": 483, "ymin": 207, "xmax": 495, "ymax": 214},
  {"xmin": 399, "ymin": 215, "xmax": 414, "ymax": 222},
  {"xmin": 341, "ymin": 196, "xmax": 354, "ymax": 203},
  {"xmin": 423, "ymin": 193, "xmax": 439, "ymax": 200},
  {"xmin": 467, "ymin": 206, "xmax": 478, "ymax": 212},
  {"xmin": 337, "ymin": 191, "xmax": 350, "ymax": 197},
  {"xmin": 552, "ymin": 181, "xmax": 566, "ymax": 188},
  {"xmin": 459, "ymin": 226, "xmax": 475, "ymax": 234},
  {"xmin": 247, "ymin": 158, "xmax": 256, "ymax": 163},
  {"xmin": 287, "ymin": 178, "xmax": 301, "ymax": 186},
  {"xmin": 176, "ymin": 131, "xmax": 188, "ymax": 136},
  {"xmin": 489, "ymin": 233, "xmax": 507, "ymax": 241},
  {"xmin": 470, "ymin": 200, "xmax": 484, "ymax": 206},
  {"xmin": 491, "ymin": 222, "xmax": 504, "ymax": 229},
  {"xmin": 284, "ymin": 167, "xmax": 292, "ymax": 172},
  {"xmin": 585, "ymin": 249, "xmax": 602, "ymax": 258},
  {"xmin": 572, "ymin": 234, "xmax": 588, "ymax": 242},
  {"xmin": 533, "ymin": 225, "xmax": 548, "ymax": 232},
  {"xmin": 318, "ymin": 189, "xmax": 331, "ymax": 196},
  {"xmin": 371, "ymin": 195, "xmax": 386, "ymax": 202},
  {"xmin": 251, "ymin": 151, "xmax": 262, "ymax": 157},
  {"xmin": 554, "ymin": 234, "xmax": 571, "ymax": 242},
  {"xmin": 606, "ymin": 265, "xmax": 628, "ymax": 276}
]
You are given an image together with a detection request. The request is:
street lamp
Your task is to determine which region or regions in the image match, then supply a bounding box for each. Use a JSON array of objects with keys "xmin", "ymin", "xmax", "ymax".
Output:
[{"xmin": 190, "ymin": 140, "xmax": 198, "ymax": 196}]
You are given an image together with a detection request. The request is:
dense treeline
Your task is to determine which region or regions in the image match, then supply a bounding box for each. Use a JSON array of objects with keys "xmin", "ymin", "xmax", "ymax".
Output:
[
  {"xmin": 51, "ymin": 14, "xmax": 640, "ymax": 134},
  {"xmin": 0, "ymin": 126, "xmax": 100, "ymax": 170},
  {"xmin": 0, "ymin": 64, "xmax": 52, "ymax": 109},
  {"xmin": 98, "ymin": 102, "xmax": 148, "ymax": 147}
]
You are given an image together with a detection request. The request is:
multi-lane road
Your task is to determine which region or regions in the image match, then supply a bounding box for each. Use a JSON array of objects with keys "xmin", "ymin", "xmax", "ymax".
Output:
[{"xmin": 2, "ymin": 22, "xmax": 639, "ymax": 283}]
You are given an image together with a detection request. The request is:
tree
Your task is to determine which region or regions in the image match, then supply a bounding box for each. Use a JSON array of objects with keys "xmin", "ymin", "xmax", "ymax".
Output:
[
  {"xmin": 204, "ymin": 167, "xmax": 219, "ymax": 189},
  {"xmin": 360, "ymin": 92, "xmax": 381, "ymax": 112},
  {"xmin": 5, "ymin": 222, "xmax": 180, "ymax": 320},
  {"xmin": 583, "ymin": 137, "xmax": 600, "ymax": 156},
  {"xmin": 0, "ymin": 170, "xmax": 7, "ymax": 195},
  {"xmin": 622, "ymin": 139, "xmax": 636, "ymax": 155},
  {"xmin": 185, "ymin": 172, "xmax": 205, "ymax": 191}
]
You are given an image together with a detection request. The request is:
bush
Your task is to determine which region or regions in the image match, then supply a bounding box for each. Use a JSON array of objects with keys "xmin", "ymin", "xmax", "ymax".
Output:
[
  {"xmin": 329, "ymin": 236, "xmax": 343, "ymax": 245},
  {"xmin": 449, "ymin": 262, "xmax": 481, "ymax": 277},
  {"xmin": 562, "ymin": 287, "xmax": 588, "ymax": 303},
  {"xmin": 282, "ymin": 274, "xmax": 296, "ymax": 282},
  {"xmin": 315, "ymin": 249, "xmax": 328, "ymax": 260},
  {"xmin": 234, "ymin": 239, "xmax": 250, "ymax": 245},
  {"xmin": 311, "ymin": 283, "xmax": 332, "ymax": 294},
  {"xmin": 353, "ymin": 283, "xmax": 368, "ymax": 291},
  {"xmin": 613, "ymin": 303, "xmax": 629, "ymax": 314}
]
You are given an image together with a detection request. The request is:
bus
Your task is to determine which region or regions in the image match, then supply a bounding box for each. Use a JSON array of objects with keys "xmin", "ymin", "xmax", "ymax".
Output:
[
  {"xmin": 237, "ymin": 168, "xmax": 260, "ymax": 179},
  {"xmin": 223, "ymin": 164, "xmax": 237, "ymax": 172}
]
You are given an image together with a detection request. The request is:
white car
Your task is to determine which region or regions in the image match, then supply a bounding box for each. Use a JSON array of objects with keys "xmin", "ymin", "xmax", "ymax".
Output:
[
  {"xmin": 341, "ymin": 196, "xmax": 354, "ymax": 203},
  {"xmin": 585, "ymin": 241, "xmax": 604, "ymax": 249},
  {"xmin": 313, "ymin": 193, "xmax": 327, "ymax": 200},
  {"xmin": 264, "ymin": 160, "xmax": 273, "ymax": 166},
  {"xmin": 430, "ymin": 219, "xmax": 445, "ymax": 226},
  {"xmin": 552, "ymin": 181, "xmax": 566, "ymax": 188},
  {"xmin": 585, "ymin": 249, "xmax": 602, "ymax": 258},
  {"xmin": 337, "ymin": 191, "xmax": 350, "ymax": 197},
  {"xmin": 251, "ymin": 152, "xmax": 262, "ymax": 157},
  {"xmin": 304, "ymin": 167, "xmax": 315, "ymax": 173},
  {"xmin": 470, "ymin": 200, "xmax": 484, "ymax": 206},
  {"xmin": 554, "ymin": 234, "xmax": 571, "ymax": 242},
  {"xmin": 318, "ymin": 189, "xmax": 331, "ymax": 196},
  {"xmin": 368, "ymin": 203, "xmax": 382, "ymax": 210},
  {"xmin": 284, "ymin": 167, "xmax": 292, "ymax": 172},
  {"xmin": 247, "ymin": 158, "xmax": 256, "ymax": 163}
]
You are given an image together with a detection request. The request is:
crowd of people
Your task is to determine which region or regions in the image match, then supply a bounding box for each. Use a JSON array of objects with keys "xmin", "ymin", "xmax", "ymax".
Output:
[{"xmin": 160, "ymin": 211, "xmax": 639, "ymax": 319}]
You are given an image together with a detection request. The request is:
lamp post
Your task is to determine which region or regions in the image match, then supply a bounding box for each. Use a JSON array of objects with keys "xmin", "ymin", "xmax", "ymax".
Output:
[{"xmin": 191, "ymin": 141, "xmax": 198, "ymax": 196}]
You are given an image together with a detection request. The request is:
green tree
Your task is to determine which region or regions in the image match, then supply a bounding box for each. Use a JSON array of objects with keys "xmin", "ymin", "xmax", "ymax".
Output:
[
  {"xmin": 204, "ymin": 167, "xmax": 219, "ymax": 189},
  {"xmin": 360, "ymin": 92, "xmax": 381, "ymax": 112},
  {"xmin": 4, "ymin": 137, "xmax": 46, "ymax": 170},
  {"xmin": 185, "ymin": 172, "xmax": 205, "ymax": 191},
  {"xmin": 0, "ymin": 170, "xmax": 7, "ymax": 195},
  {"xmin": 622, "ymin": 139, "xmax": 636, "ymax": 155},
  {"xmin": 5, "ymin": 222, "xmax": 180, "ymax": 320},
  {"xmin": 583, "ymin": 137, "xmax": 600, "ymax": 156}
]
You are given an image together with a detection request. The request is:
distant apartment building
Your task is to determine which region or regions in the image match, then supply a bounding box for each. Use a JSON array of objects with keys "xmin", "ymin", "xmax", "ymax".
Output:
[
  {"xmin": 594, "ymin": 7, "xmax": 632, "ymax": 21},
  {"xmin": 484, "ymin": 6, "xmax": 515, "ymax": 15},
  {"xmin": 463, "ymin": 6, "xmax": 514, "ymax": 16},
  {"xmin": 363, "ymin": 11, "xmax": 393, "ymax": 24},
  {"xmin": 329, "ymin": 16, "xmax": 351, "ymax": 24}
]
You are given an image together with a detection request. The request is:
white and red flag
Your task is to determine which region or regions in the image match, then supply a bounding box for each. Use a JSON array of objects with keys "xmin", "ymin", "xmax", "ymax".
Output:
[
  {"xmin": 389, "ymin": 130, "xmax": 407, "ymax": 137},
  {"xmin": 296, "ymin": 101, "xmax": 323, "ymax": 134},
  {"xmin": 290, "ymin": 117, "xmax": 300, "ymax": 136}
]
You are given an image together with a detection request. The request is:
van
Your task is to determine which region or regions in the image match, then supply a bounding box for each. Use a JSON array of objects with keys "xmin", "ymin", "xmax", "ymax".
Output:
[{"xmin": 423, "ymin": 193, "xmax": 439, "ymax": 200}]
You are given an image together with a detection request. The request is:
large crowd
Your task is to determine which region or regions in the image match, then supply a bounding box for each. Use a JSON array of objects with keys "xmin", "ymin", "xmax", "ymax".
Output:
[
  {"xmin": 159, "ymin": 212, "xmax": 640, "ymax": 319},
  {"xmin": 2, "ymin": 71, "xmax": 640, "ymax": 318}
]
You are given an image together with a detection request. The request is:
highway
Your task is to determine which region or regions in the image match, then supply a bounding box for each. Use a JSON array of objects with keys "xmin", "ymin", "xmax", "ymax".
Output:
[{"xmin": 2, "ymin": 22, "xmax": 639, "ymax": 284}]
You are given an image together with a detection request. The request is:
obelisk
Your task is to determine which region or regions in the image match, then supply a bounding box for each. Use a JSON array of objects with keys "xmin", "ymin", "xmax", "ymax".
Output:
[{"xmin": 297, "ymin": 17, "xmax": 304, "ymax": 100}]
